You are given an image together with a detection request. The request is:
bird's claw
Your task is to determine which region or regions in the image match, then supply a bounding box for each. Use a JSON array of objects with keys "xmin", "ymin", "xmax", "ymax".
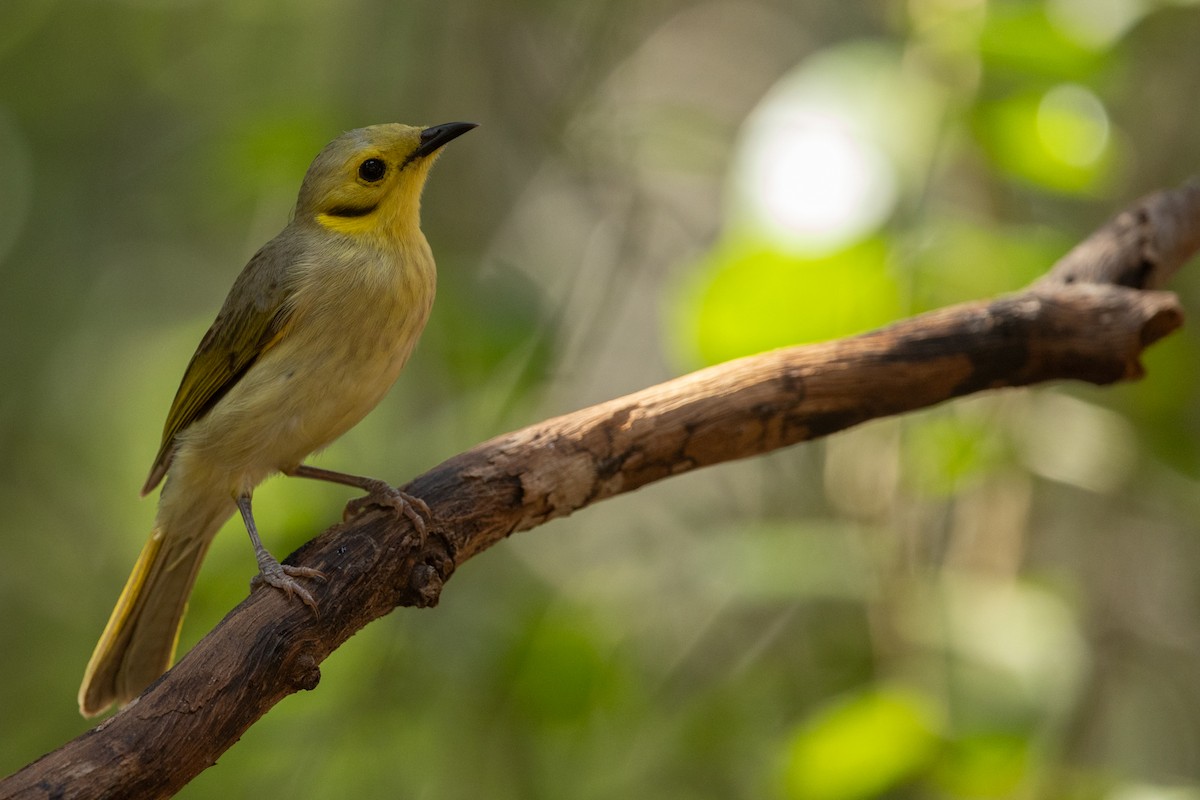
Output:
[
  {"xmin": 342, "ymin": 481, "xmax": 430, "ymax": 541},
  {"xmin": 251, "ymin": 562, "xmax": 326, "ymax": 615}
]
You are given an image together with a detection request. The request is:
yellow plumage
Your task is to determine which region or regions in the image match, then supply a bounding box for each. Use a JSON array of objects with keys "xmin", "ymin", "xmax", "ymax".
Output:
[{"xmin": 79, "ymin": 121, "xmax": 475, "ymax": 717}]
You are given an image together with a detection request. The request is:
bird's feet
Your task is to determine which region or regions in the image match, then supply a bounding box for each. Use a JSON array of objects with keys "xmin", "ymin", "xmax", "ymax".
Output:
[
  {"xmin": 285, "ymin": 465, "xmax": 431, "ymax": 544},
  {"xmin": 342, "ymin": 478, "xmax": 431, "ymax": 541},
  {"xmin": 251, "ymin": 558, "xmax": 326, "ymax": 614}
]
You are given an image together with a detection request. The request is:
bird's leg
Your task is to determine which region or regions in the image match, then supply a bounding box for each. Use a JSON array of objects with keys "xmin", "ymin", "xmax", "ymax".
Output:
[
  {"xmin": 236, "ymin": 493, "xmax": 324, "ymax": 613},
  {"xmin": 285, "ymin": 464, "xmax": 430, "ymax": 540}
]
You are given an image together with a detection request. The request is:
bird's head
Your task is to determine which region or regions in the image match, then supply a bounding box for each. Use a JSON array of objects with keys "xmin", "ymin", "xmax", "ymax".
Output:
[{"xmin": 295, "ymin": 121, "xmax": 476, "ymax": 237}]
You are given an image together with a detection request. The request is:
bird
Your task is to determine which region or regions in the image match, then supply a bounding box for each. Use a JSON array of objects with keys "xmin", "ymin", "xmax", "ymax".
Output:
[{"xmin": 78, "ymin": 121, "xmax": 476, "ymax": 717}]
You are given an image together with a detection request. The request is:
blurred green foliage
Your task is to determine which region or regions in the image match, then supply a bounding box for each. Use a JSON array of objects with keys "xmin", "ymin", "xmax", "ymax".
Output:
[
  {"xmin": 672, "ymin": 237, "xmax": 901, "ymax": 365},
  {"xmin": 782, "ymin": 686, "xmax": 943, "ymax": 800},
  {"xmin": 2, "ymin": 0, "xmax": 1200, "ymax": 798}
]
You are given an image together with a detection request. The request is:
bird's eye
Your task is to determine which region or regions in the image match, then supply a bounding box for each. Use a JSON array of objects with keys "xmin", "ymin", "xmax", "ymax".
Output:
[{"xmin": 358, "ymin": 158, "xmax": 387, "ymax": 182}]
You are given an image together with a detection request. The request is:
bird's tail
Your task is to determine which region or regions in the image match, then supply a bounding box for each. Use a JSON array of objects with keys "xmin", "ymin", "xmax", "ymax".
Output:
[{"xmin": 79, "ymin": 494, "xmax": 230, "ymax": 717}]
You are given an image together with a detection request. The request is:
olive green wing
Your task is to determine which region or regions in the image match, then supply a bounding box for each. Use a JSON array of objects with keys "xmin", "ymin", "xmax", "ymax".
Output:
[{"xmin": 141, "ymin": 241, "xmax": 298, "ymax": 495}]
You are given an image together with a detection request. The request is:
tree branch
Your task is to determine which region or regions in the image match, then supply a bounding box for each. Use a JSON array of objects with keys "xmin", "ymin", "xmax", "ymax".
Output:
[{"xmin": 4, "ymin": 179, "xmax": 1197, "ymax": 799}]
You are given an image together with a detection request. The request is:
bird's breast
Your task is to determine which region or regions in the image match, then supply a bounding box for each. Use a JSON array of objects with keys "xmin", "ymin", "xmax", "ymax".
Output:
[
  {"xmin": 284, "ymin": 233, "xmax": 436, "ymax": 410},
  {"xmin": 176, "ymin": 233, "xmax": 437, "ymax": 488}
]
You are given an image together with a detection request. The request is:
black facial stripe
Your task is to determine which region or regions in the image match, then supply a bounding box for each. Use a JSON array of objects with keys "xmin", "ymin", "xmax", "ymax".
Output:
[
  {"xmin": 325, "ymin": 202, "xmax": 379, "ymax": 218},
  {"xmin": 399, "ymin": 151, "xmax": 420, "ymax": 171}
]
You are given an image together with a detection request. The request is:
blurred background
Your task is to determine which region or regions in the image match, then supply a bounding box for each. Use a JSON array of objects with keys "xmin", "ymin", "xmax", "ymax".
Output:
[{"xmin": 2, "ymin": 0, "xmax": 1200, "ymax": 797}]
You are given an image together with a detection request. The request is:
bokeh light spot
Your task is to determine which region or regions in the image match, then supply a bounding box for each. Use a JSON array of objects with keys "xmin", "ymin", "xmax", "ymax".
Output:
[
  {"xmin": 740, "ymin": 109, "xmax": 897, "ymax": 253},
  {"xmin": 1047, "ymin": 0, "xmax": 1147, "ymax": 48},
  {"xmin": 1036, "ymin": 83, "xmax": 1110, "ymax": 167}
]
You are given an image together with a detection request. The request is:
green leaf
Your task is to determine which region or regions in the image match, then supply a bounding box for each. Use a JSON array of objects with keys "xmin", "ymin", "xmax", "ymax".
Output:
[
  {"xmin": 669, "ymin": 237, "xmax": 901, "ymax": 368},
  {"xmin": 972, "ymin": 87, "xmax": 1115, "ymax": 195},
  {"xmin": 931, "ymin": 733, "xmax": 1030, "ymax": 798},
  {"xmin": 979, "ymin": 3, "xmax": 1105, "ymax": 78},
  {"xmin": 781, "ymin": 686, "xmax": 942, "ymax": 800},
  {"xmin": 974, "ymin": 81, "xmax": 1113, "ymax": 195}
]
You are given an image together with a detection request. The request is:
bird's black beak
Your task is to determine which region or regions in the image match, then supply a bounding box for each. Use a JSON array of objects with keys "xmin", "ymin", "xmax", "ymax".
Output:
[{"xmin": 414, "ymin": 121, "xmax": 478, "ymax": 159}]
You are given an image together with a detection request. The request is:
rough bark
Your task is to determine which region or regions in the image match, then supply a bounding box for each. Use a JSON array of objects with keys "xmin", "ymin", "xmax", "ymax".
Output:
[{"xmin": 2, "ymin": 179, "xmax": 1197, "ymax": 799}]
